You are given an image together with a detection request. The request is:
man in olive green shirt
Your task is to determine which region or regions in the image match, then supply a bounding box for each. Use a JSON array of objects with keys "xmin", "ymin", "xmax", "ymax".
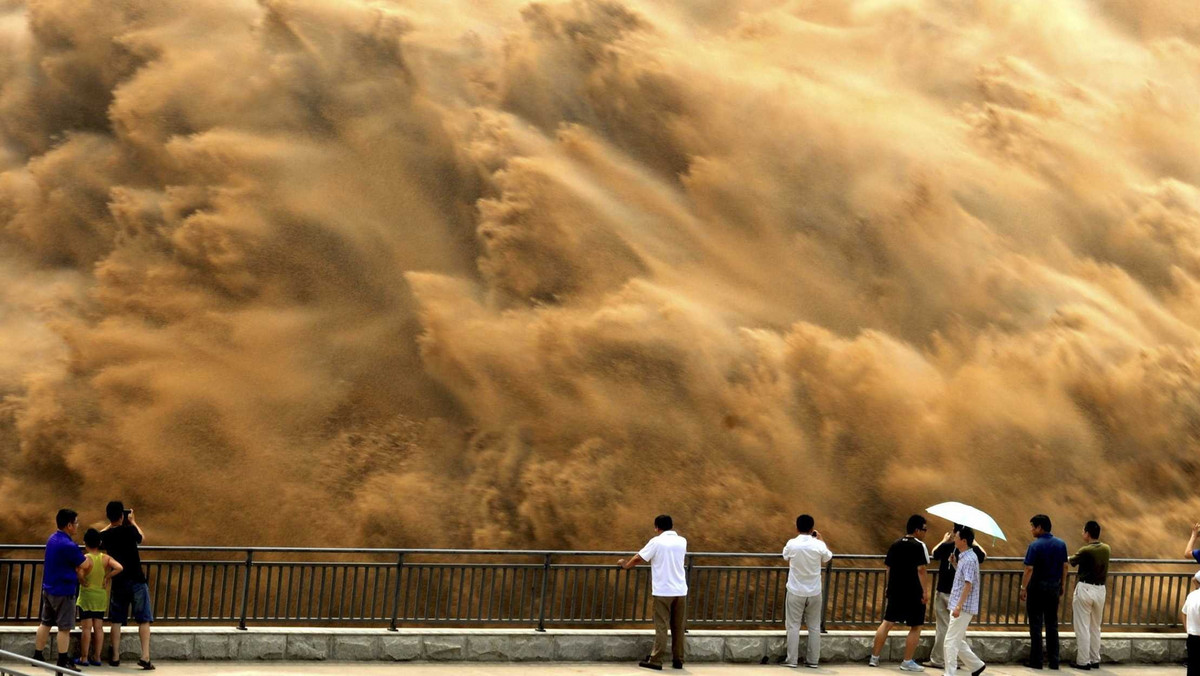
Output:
[{"xmin": 1069, "ymin": 521, "xmax": 1110, "ymax": 670}]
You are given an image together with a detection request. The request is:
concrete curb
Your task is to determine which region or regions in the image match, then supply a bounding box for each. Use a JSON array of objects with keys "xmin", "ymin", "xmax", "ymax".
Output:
[{"xmin": 0, "ymin": 628, "xmax": 1188, "ymax": 664}]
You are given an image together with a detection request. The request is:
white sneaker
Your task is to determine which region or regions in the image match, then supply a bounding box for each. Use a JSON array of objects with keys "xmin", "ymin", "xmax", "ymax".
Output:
[
  {"xmin": 870, "ymin": 656, "xmax": 881, "ymax": 667},
  {"xmin": 900, "ymin": 660, "xmax": 927, "ymax": 672}
]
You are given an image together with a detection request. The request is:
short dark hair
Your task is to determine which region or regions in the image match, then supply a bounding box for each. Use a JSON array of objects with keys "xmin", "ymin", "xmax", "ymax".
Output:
[
  {"xmin": 906, "ymin": 514, "xmax": 927, "ymax": 534},
  {"xmin": 106, "ymin": 501, "xmax": 125, "ymax": 523},
  {"xmin": 654, "ymin": 514, "xmax": 673, "ymax": 531},
  {"xmin": 1030, "ymin": 514, "xmax": 1052, "ymax": 532},
  {"xmin": 55, "ymin": 509, "xmax": 77, "ymax": 529},
  {"xmin": 1084, "ymin": 520, "xmax": 1101, "ymax": 539},
  {"xmin": 83, "ymin": 528, "xmax": 102, "ymax": 548},
  {"xmin": 796, "ymin": 515, "xmax": 815, "ymax": 533},
  {"xmin": 957, "ymin": 526, "xmax": 975, "ymax": 546}
]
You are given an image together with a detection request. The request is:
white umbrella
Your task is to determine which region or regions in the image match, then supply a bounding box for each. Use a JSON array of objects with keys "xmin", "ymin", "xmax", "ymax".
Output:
[{"xmin": 926, "ymin": 501, "xmax": 1007, "ymax": 541}]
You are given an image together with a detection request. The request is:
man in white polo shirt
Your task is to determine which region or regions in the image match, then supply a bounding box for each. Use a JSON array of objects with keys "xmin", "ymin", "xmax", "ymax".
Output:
[
  {"xmin": 619, "ymin": 514, "xmax": 688, "ymax": 670},
  {"xmin": 783, "ymin": 514, "xmax": 833, "ymax": 668}
]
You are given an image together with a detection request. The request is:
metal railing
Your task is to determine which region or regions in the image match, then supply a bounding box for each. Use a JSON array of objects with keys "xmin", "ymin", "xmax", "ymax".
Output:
[
  {"xmin": 0, "ymin": 649, "xmax": 84, "ymax": 676},
  {"xmin": 1, "ymin": 546, "xmax": 1194, "ymax": 631}
]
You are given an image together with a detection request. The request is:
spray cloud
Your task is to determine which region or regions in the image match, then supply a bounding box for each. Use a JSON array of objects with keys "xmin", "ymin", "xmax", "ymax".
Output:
[{"xmin": 1, "ymin": 0, "xmax": 1199, "ymax": 554}]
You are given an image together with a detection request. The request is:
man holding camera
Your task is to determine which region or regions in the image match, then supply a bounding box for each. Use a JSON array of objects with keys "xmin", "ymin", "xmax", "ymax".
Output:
[
  {"xmin": 101, "ymin": 500, "xmax": 154, "ymax": 670},
  {"xmin": 782, "ymin": 514, "xmax": 833, "ymax": 668}
]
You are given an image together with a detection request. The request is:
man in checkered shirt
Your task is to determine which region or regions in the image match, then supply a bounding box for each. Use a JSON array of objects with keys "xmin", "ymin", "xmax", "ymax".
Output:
[{"xmin": 943, "ymin": 527, "xmax": 986, "ymax": 676}]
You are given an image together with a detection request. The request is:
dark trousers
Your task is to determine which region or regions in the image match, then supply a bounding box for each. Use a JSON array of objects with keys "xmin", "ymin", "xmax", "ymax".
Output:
[
  {"xmin": 1188, "ymin": 634, "xmax": 1199, "ymax": 676},
  {"xmin": 1027, "ymin": 584, "xmax": 1061, "ymax": 666},
  {"xmin": 650, "ymin": 596, "xmax": 686, "ymax": 665}
]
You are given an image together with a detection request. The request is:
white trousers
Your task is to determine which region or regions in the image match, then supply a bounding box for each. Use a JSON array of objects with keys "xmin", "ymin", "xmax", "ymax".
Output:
[
  {"xmin": 786, "ymin": 591, "xmax": 822, "ymax": 666},
  {"xmin": 1072, "ymin": 582, "xmax": 1106, "ymax": 665},
  {"xmin": 943, "ymin": 611, "xmax": 984, "ymax": 676}
]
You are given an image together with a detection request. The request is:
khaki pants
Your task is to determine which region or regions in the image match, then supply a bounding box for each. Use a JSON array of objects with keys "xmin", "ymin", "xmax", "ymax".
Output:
[
  {"xmin": 786, "ymin": 591, "xmax": 823, "ymax": 666},
  {"xmin": 943, "ymin": 611, "xmax": 984, "ymax": 676},
  {"xmin": 651, "ymin": 595, "xmax": 686, "ymax": 665},
  {"xmin": 931, "ymin": 591, "xmax": 952, "ymax": 664},
  {"xmin": 1072, "ymin": 582, "xmax": 1106, "ymax": 666}
]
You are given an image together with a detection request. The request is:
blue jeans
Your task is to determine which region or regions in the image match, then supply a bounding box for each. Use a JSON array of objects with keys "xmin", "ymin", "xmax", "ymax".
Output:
[{"xmin": 108, "ymin": 580, "xmax": 153, "ymax": 625}]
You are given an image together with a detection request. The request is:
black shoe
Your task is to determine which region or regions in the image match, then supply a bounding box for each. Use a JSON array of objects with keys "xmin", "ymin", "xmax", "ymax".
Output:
[
  {"xmin": 137, "ymin": 660, "xmax": 156, "ymax": 671},
  {"xmin": 1023, "ymin": 660, "xmax": 1044, "ymax": 670},
  {"xmin": 1070, "ymin": 664, "xmax": 1091, "ymax": 671},
  {"xmin": 33, "ymin": 650, "xmax": 45, "ymax": 663},
  {"xmin": 1089, "ymin": 664, "xmax": 1100, "ymax": 670},
  {"xmin": 638, "ymin": 660, "xmax": 664, "ymax": 671},
  {"xmin": 108, "ymin": 659, "xmax": 121, "ymax": 667},
  {"xmin": 972, "ymin": 666, "xmax": 987, "ymax": 676},
  {"xmin": 1049, "ymin": 664, "xmax": 1060, "ymax": 671},
  {"xmin": 672, "ymin": 660, "xmax": 683, "ymax": 669}
]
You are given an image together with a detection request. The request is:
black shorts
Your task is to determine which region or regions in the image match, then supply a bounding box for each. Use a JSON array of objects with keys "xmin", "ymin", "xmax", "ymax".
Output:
[
  {"xmin": 883, "ymin": 596, "xmax": 926, "ymax": 627},
  {"xmin": 79, "ymin": 610, "xmax": 105, "ymax": 620}
]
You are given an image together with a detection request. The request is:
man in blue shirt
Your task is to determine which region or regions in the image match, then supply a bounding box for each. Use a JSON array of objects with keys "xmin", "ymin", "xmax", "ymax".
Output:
[
  {"xmin": 1020, "ymin": 514, "xmax": 1068, "ymax": 670},
  {"xmin": 1185, "ymin": 523, "xmax": 1200, "ymax": 563},
  {"xmin": 34, "ymin": 508, "xmax": 92, "ymax": 670}
]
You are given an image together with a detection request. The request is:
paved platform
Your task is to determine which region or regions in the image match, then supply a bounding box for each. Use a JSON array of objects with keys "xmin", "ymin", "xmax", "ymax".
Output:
[{"xmin": 114, "ymin": 665, "xmax": 1187, "ymax": 675}]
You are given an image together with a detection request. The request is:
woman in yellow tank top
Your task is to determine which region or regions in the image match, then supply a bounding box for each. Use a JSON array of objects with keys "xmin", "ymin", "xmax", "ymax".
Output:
[{"xmin": 76, "ymin": 528, "xmax": 123, "ymax": 667}]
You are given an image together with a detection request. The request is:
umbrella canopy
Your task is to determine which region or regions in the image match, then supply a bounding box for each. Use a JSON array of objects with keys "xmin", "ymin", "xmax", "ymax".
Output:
[{"xmin": 926, "ymin": 501, "xmax": 1007, "ymax": 541}]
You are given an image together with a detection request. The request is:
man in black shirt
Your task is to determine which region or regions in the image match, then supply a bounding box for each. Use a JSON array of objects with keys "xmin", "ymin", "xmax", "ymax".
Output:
[
  {"xmin": 928, "ymin": 525, "xmax": 987, "ymax": 668},
  {"xmin": 101, "ymin": 500, "xmax": 154, "ymax": 670},
  {"xmin": 870, "ymin": 515, "xmax": 931, "ymax": 671}
]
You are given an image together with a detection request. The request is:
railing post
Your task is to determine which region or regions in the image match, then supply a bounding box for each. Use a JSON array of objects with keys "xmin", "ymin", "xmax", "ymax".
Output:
[
  {"xmin": 684, "ymin": 554, "xmax": 694, "ymax": 631},
  {"xmin": 535, "ymin": 553, "xmax": 552, "ymax": 632},
  {"xmin": 236, "ymin": 549, "xmax": 254, "ymax": 630},
  {"xmin": 820, "ymin": 557, "xmax": 833, "ymax": 632},
  {"xmin": 388, "ymin": 552, "xmax": 405, "ymax": 631}
]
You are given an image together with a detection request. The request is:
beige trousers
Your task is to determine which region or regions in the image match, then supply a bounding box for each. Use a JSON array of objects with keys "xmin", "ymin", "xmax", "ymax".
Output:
[
  {"xmin": 1073, "ymin": 582, "xmax": 1106, "ymax": 666},
  {"xmin": 943, "ymin": 611, "xmax": 984, "ymax": 676}
]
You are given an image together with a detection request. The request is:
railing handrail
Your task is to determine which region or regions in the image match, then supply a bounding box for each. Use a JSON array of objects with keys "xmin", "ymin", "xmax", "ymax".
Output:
[
  {"xmin": 2, "ymin": 544, "xmax": 1193, "ymax": 631},
  {"xmin": 0, "ymin": 649, "xmax": 85, "ymax": 676},
  {"xmin": 0, "ymin": 544, "xmax": 1193, "ymax": 564}
]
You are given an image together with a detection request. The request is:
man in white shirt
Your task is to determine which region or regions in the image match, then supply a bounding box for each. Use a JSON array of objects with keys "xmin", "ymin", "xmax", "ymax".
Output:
[
  {"xmin": 619, "ymin": 514, "xmax": 688, "ymax": 671},
  {"xmin": 1182, "ymin": 570, "xmax": 1200, "ymax": 676},
  {"xmin": 782, "ymin": 514, "xmax": 833, "ymax": 668}
]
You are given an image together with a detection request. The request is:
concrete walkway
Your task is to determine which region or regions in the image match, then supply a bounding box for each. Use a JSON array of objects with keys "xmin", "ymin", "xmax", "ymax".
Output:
[{"xmin": 143, "ymin": 665, "xmax": 1185, "ymax": 675}]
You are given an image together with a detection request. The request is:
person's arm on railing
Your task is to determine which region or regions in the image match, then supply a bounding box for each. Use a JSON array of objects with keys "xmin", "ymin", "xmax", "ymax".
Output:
[
  {"xmin": 1186, "ymin": 523, "xmax": 1200, "ymax": 559},
  {"xmin": 617, "ymin": 554, "xmax": 645, "ymax": 569},
  {"xmin": 1020, "ymin": 565, "xmax": 1033, "ymax": 602}
]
